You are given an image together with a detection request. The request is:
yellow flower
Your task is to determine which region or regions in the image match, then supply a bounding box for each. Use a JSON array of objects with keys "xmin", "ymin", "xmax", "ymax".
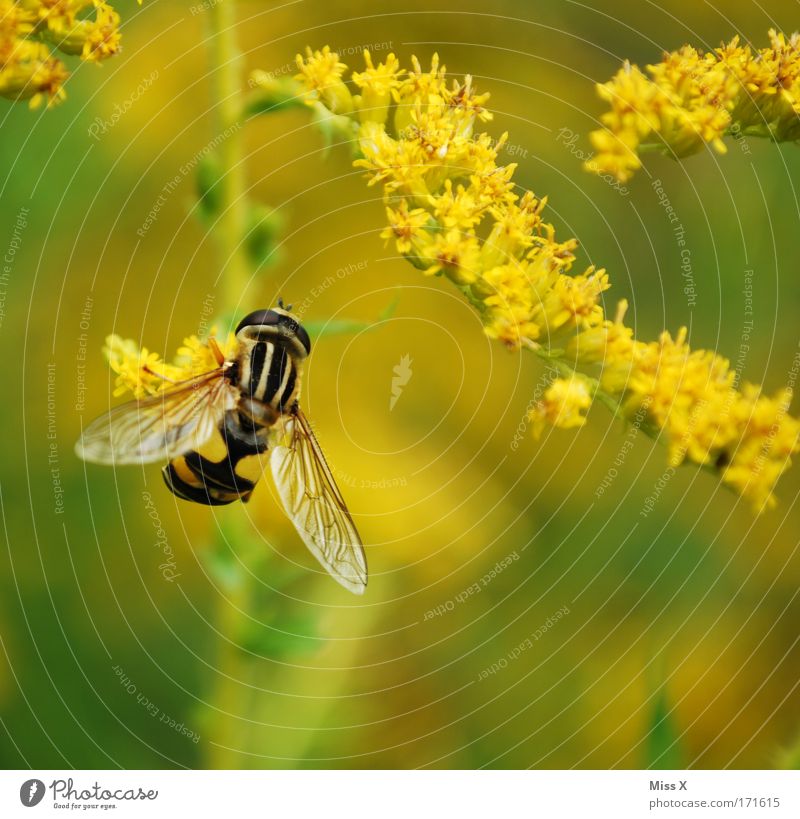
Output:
[
  {"xmin": 395, "ymin": 53, "xmax": 447, "ymax": 134},
  {"xmin": 103, "ymin": 330, "xmax": 236, "ymax": 399},
  {"xmin": 430, "ymin": 179, "xmax": 484, "ymax": 231},
  {"xmin": 104, "ymin": 335, "xmax": 179, "ymax": 399},
  {"xmin": 588, "ymin": 30, "xmax": 800, "ymax": 181},
  {"xmin": 351, "ymin": 50, "xmax": 403, "ymax": 125},
  {"xmin": 0, "ymin": 0, "xmax": 33, "ymax": 49},
  {"xmin": 399, "ymin": 53, "xmax": 446, "ymax": 101},
  {"xmin": 175, "ymin": 327, "xmax": 238, "ymax": 376},
  {"xmin": 381, "ymin": 199, "xmax": 431, "ymax": 255},
  {"xmin": 529, "ymin": 378, "xmax": 593, "ymax": 438},
  {"xmin": 0, "ymin": 38, "xmax": 67, "ymax": 107},
  {"xmin": 622, "ymin": 328, "xmax": 734, "ymax": 467},
  {"xmin": 1, "ymin": 0, "xmax": 124, "ymax": 107},
  {"xmin": 566, "ymin": 299, "xmax": 636, "ymax": 394},
  {"xmin": 469, "ymin": 155, "xmax": 517, "ymax": 207},
  {"xmin": 446, "ymin": 73, "xmax": 492, "ymax": 123},
  {"xmin": 480, "ymin": 191, "xmax": 544, "ymax": 268},
  {"xmin": 295, "ymin": 45, "xmax": 353, "ymax": 115},
  {"xmin": 722, "ymin": 387, "xmax": 800, "ymax": 510},
  {"xmin": 355, "ymin": 121, "xmax": 430, "ymax": 198},
  {"xmin": 80, "ymin": 2, "xmax": 122, "ymax": 62},
  {"xmin": 482, "ymin": 261, "xmax": 544, "ymax": 348},
  {"xmin": 419, "ymin": 228, "xmax": 482, "ymax": 285},
  {"xmin": 538, "ymin": 267, "xmax": 609, "ymax": 339},
  {"xmin": 42, "ymin": 2, "xmax": 121, "ymax": 61}
]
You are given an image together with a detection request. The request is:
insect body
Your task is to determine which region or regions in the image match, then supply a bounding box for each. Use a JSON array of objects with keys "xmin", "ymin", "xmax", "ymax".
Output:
[
  {"xmin": 164, "ymin": 308, "xmax": 306, "ymax": 507},
  {"xmin": 75, "ymin": 307, "xmax": 367, "ymax": 594}
]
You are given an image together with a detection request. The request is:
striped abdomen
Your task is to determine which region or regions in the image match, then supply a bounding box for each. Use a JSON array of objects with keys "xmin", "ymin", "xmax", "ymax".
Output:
[{"xmin": 162, "ymin": 411, "xmax": 270, "ymax": 506}]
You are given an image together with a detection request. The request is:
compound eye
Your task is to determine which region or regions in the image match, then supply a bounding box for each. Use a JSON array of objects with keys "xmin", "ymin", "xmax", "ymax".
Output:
[
  {"xmin": 235, "ymin": 309, "xmax": 280, "ymax": 335},
  {"xmin": 272, "ymin": 314, "xmax": 310, "ymax": 354},
  {"xmin": 291, "ymin": 321, "xmax": 312, "ymax": 355}
]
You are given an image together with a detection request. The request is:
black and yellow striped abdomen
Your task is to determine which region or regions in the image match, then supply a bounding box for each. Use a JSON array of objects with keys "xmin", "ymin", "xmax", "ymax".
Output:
[{"xmin": 162, "ymin": 411, "xmax": 270, "ymax": 506}]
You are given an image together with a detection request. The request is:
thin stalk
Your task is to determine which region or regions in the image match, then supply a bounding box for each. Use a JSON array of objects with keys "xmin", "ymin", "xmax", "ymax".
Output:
[
  {"xmin": 208, "ymin": 0, "xmax": 249, "ymax": 309},
  {"xmin": 523, "ymin": 338, "xmax": 622, "ymax": 418},
  {"xmin": 206, "ymin": 569, "xmax": 248, "ymax": 768},
  {"xmin": 204, "ymin": 0, "xmax": 249, "ymax": 767}
]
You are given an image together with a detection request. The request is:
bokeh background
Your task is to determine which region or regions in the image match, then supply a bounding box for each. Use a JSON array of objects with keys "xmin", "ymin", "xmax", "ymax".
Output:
[{"xmin": 2, "ymin": 0, "xmax": 800, "ymax": 769}]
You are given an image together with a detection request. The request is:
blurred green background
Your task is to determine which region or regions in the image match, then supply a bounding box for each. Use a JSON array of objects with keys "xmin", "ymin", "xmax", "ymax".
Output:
[{"xmin": 2, "ymin": 0, "xmax": 800, "ymax": 769}]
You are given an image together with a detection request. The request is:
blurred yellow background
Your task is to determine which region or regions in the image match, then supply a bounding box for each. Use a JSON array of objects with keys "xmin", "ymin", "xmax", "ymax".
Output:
[{"xmin": 2, "ymin": 0, "xmax": 800, "ymax": 769}]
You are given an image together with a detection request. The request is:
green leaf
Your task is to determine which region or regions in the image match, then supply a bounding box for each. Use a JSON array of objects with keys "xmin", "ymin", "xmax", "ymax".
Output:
[
  {"xmin": 304, "ymin": 294, "xmax": 399, "ymax": 339},
  {"xmin": 243, "ymin": 76, "xmax": 306, "ymax": 117},
  {"xmin": 304, "ymin": 318, "xmax": 370, "ymax": 337},
  {"xmin": 245, "ymin": 203, "xmax": 284, "ymax": 270},
  {"xmin": 196, "ymin": 152, "xmax": 224, "ymax": 220},
  {"xmin": 378, "ymin": 293, "xmax": 399, "ymax": 320}
]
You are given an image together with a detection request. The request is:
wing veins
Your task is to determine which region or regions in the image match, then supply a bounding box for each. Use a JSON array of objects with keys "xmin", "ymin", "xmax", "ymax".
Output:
[{"xmin": 269, "ymin": 410, "xmax": 367, "ymax": 594}]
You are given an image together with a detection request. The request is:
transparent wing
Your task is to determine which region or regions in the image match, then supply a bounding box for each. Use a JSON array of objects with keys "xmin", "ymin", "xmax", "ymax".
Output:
[
  {"xmin": 75, "ymin": 369, "xmax": 239, "ymax": 465},
  {"xmin": 270, "ymin": 410, "xmax": 367, "ymax": 595}
]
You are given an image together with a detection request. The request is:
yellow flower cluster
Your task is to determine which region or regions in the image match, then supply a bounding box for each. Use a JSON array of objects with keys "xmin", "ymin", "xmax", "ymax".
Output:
[
  {"xmin": 567, "ymin": 306, "xmax": 799, "ymax": 509},
  {"xmin": 0, "ymin": 0, "xmax": 125, "ymax": 107},
  {"xmin": 104, "ymin": 331, "xmax": 237, "ymax": 399},
  {"xmin": 588, "ymin": 30, "xmax": 800, "ymax": 182},
  {"xmin": 529, "ymin": 377, "xmax": 593, "ymax": 439},
  {"xmin": 296, "ymin": 47, "xmax": 608, "ymax": 350},
  {"xmin": 295, "ymin": 47, "xmax": 800, "ymax": 509}
]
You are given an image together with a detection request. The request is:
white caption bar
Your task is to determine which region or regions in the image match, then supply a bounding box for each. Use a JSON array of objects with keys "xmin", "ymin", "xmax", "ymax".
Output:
[{"xmin": 0, "ymin": 769, "xmax": 796, "ymax": 817}]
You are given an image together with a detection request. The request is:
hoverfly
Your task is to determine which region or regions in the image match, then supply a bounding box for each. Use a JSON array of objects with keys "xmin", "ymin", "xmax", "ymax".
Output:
[{"xmin": 75, "ymin": 306, "xmax": 367, "ymax": 594}]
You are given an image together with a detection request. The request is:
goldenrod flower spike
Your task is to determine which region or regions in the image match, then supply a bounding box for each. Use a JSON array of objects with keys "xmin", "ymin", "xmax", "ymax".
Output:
[
  {"xmin": 293, "ymin": 46, "xmax": 800, "ymax": 510},
  {"xmin": 587, "ymin": 29, "xmax": 800, "ymax": 182},
  {"xmin": 0, "ymin": 0, "xmax": 124, "ymax": 108}
]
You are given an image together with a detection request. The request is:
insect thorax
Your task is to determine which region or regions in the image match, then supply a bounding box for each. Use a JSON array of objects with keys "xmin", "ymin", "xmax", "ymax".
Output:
[{"xmin": 234, "ymin": 336, "xmax": 304, "ymax": 422}]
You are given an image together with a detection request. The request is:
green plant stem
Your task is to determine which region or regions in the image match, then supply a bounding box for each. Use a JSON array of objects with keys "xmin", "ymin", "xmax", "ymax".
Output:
[
  {"xmin": 207, "ymin": 571, "xmax": 247, "ymax": 767},
  {"xmin": 524, "ymin": 338, "xmax": 623, "ymax": 418},
  {"xmin": 208, "ymin": 0, "xmax": 249, "ymax": 309},
  {"xmin": 205, "ymin": 0, "xmax": 249, "ymax": 768}
]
